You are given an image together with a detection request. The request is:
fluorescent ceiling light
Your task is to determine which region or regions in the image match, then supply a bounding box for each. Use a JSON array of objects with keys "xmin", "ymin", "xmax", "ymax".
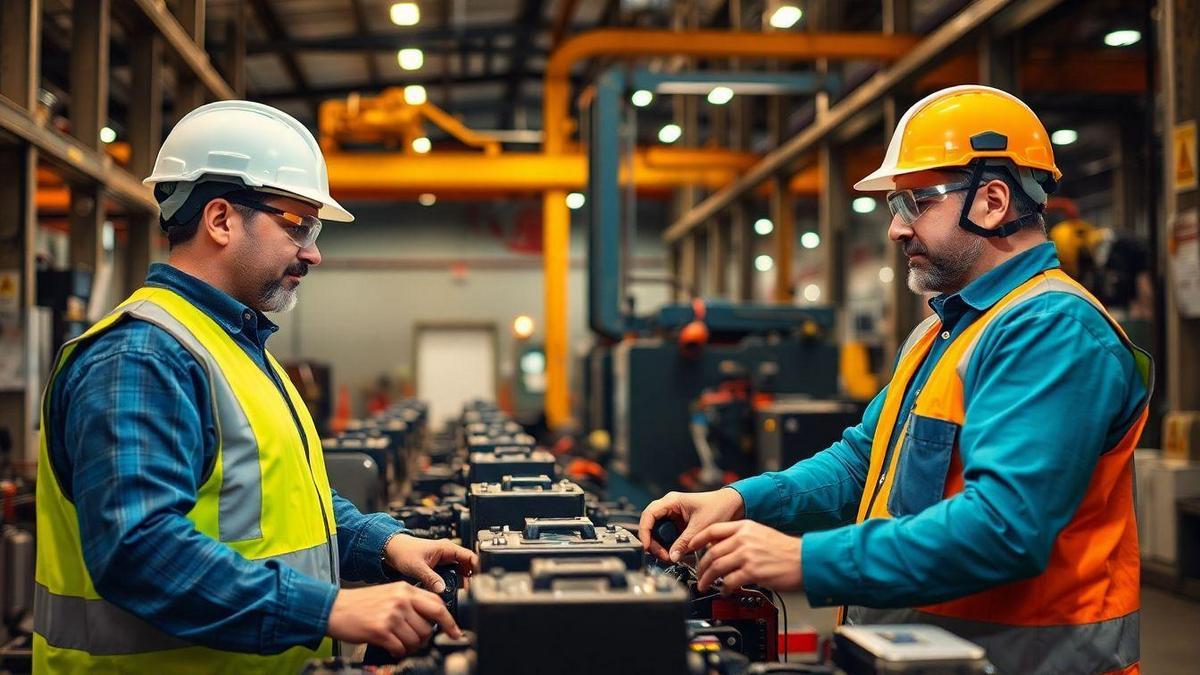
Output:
[
  {"xmin": 754, "ymin": 218, "xmax": 774, "ymax": 235},
  {"xmin": 390, "ymin": 3, "xmax": 420, "ymax": 26},
  {"xmin": 1104, "ymin": 29, "xmax": 1141, "ymax": 47},
  {"xmin": 769, "ymin": 6, "xmax": 802, "ymax": 29},
  {"xmin": 755, "ymin": 255, "xmax": 774, "ymax": 272},
  {"xmin": 706, "ymin": 86, "xmax": 734, "ymax": 105},
  {"xmin": 852, "ymin": 197, "xmax": 877, "ymax": 214},
  {"xmin": 801, "ymin": 231, "xmax": 821, "ymax": 249},
  {"xmin": 398, "ymin": 48, "xmax": 424, "ymax": 70},
  {"xmin": 1051, "ymin": 129, "xmax": 1078, "ymax": 146},
  {"xmin": 631, "ymin": 90, "xmax": 654, "ymax": 107},
  {"xmin": 404, "ymin": 85, "xmax": 427, "ymax": 105}
]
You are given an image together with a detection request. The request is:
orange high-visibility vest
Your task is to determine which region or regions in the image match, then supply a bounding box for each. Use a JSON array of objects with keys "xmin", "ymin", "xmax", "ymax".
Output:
[{"xmin": 847, "ymin": 269, "xmax": 1150, "ymax": 675}]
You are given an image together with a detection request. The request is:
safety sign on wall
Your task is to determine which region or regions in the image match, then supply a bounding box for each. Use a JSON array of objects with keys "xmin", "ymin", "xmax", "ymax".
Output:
[
  {"xmin": 1170, "ymin": 209, "xmax": 1200, "ymax": 318},
  {"xmin": 1174, "ymin": 120, "xmax": 1198, "ymax": 193}
]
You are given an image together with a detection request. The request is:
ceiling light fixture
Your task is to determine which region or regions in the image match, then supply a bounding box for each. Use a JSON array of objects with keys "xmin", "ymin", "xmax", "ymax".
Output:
[
  {"xmin": 390, "ymin": 3, "xmax": 419, "ymax": 26},
  {"xmin": 1104, "ymin": 29, "xmax": 1141, "ymax": 47},
  {"xmin": 404, "ymin": 85, "xmax": 427, "ymax": 105},
  {"xmin": 769, "ymin": 5, "xmax": 803, "ymax": 29},
  {"xmin": 398, "ymin": 48, "xmax": 424, "ymax": 71},
  {"xmin": 1051, "ymin": 129, "xmax": 1078, "ymax": 146},
  {"xmin": 631, "ymin": 90, "xmax": 654, "ymax": 107},
  {"xmin": 706, "ymin": 86, "xmax": 734, "ymax": 105}
]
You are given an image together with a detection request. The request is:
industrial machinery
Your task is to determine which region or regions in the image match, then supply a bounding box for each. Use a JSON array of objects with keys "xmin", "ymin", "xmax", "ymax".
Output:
[
  {"xmin": 304, "ymin": 399, "xmax": 990, "ymax": 675},
  {"xmin": 580, "ymin": 68, "xmax": 856, "ymax": 497}
]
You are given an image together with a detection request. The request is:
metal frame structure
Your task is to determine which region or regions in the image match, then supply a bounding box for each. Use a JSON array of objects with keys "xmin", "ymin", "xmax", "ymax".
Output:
[
  {"xmin": 0, "ymin": 0, "xmax": 239, "ymax": 467},
  {"xmin": 587, "ymin": 66, "xmax": 835, "ymax": 339}
]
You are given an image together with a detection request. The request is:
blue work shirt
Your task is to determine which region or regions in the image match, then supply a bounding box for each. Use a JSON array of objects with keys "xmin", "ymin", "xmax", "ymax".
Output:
[
  {"xmin": 731, "ymin": 242, "xmax": 1148, "ymax": 608},
  {"xmin": 47, "ymin": 263, "xmax": 405, "ymax": 653}
]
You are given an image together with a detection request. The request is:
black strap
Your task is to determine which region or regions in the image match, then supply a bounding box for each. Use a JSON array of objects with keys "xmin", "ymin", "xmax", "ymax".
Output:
[{"xmin": 956, "ymin": 159, "xmax": 1043, "ymax": 238}]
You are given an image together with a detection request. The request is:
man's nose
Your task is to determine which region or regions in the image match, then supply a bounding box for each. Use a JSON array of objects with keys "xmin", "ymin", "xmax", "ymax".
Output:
[
  {"xmin": 298, "ymin": 242, "xmax": 321, "ymax": 266},
  {"xmin": 888, "ymin": 215, "xmax": 913, "ymax": 242}
]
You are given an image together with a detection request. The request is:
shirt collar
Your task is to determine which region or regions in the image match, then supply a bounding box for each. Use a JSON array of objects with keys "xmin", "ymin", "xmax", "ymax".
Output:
[
  {"xmin": 145, "ymin": 263, "xmax": 279, "ymax": 345},
  {"xmin": 930, "ymin": 241, "xmax": 1061, "ymax": 318}
]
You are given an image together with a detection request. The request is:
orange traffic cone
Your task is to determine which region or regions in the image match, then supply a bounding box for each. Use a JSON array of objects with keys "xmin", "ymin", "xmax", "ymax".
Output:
[{"xmin": 331, "ymin": 384, "xmax": 351, "ymax": 434}]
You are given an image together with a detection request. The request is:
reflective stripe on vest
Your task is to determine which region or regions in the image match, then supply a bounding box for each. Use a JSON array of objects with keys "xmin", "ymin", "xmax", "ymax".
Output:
[
  {"xmin": 33, "ymin": 537, "xmax": 335, "ymax": 655},
  {"xmin": 120, "ymin": 299, "xmax": 264, "ymax": 543},
  {"xmin": 846, "ymin": 607, "xmax": 1139, "ymax": 675}
]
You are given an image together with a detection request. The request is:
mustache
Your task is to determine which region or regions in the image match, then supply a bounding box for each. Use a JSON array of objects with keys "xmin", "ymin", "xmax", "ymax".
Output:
[
  {"xmin": 284, "ymin": 263, "xmax": 309, "ymax": 278},
  {"xmin": 902, "ymin": 239, "xmax": 928, "ymax": 257}
]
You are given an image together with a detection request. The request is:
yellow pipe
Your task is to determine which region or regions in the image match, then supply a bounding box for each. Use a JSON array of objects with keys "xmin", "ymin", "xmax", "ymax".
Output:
[
  {"xmin": 540, "ymin": 29, "xmax": 922, "ymax": 428},
  {"xmin": 418, "ymin": 103, "xmax": 502, "ymax": 156},
  {"xmin": 323, "ymin": 148, "xmax": 767, "ymax": 195}
]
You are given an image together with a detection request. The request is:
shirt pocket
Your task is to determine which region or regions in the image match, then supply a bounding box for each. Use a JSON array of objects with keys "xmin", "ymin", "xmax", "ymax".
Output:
[{"xmin": 887, "ymin": 414, "xmax": 959, "ymax": 517}]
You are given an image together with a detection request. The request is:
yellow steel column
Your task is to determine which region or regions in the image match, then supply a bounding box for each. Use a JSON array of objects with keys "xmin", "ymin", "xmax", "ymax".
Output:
[{"xmin": 543, "ymin": 191, "xmax": 572, "ymax": 427}]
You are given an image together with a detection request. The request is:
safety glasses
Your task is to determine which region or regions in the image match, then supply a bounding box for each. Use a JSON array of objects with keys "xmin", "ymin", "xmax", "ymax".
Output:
[
  {"xmin": 225, "ymin": 193, "xmax": 323, "ymax": 249},
  {"xmin": 885, "ymin": 179, "xmax": 973, "ymax": 226}
]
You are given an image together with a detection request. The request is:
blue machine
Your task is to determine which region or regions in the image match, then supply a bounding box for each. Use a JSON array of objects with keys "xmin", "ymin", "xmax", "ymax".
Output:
[{"xmin": 584, "ymin": 67, "xmax": 847, "ymax": 497}]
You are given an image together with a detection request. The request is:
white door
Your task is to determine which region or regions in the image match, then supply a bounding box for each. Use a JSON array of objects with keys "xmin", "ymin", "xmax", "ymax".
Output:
[{"xmin": 415, "ymin": 324, "xmax": 497, "ymax": 430}]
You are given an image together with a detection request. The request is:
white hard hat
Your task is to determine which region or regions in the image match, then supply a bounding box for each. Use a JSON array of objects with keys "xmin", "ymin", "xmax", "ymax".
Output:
[{"xmin": 144, "ymin": 100, "xmax": 353, "ymax": 222}]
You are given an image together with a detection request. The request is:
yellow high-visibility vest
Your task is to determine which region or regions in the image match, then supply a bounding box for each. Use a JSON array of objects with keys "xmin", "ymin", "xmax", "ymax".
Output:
[{"xmin": 35, "ymin": 286, "xmax": 338, "ymax": 674}]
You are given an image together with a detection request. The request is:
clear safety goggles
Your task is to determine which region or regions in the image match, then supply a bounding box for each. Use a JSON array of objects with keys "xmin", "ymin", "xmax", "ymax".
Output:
[
  {"xmin": 885, "ymin": 179, "xmax": 972, "ymax": 226},
  {"xmin": 226, "ymin": 193, "xmax": 323, "ymax": 249}
]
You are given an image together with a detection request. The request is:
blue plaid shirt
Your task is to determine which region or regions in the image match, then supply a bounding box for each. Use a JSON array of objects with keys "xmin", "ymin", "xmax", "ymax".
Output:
[{"xmin": 46, "ymin": 263, "xmax": 404, "ymax": 654}]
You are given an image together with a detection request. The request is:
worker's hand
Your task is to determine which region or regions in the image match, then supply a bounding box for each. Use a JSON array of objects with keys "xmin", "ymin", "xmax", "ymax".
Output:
[
  {"xmin": 639, "ymin": 488, "xmax": 745, "ymax": 563},
  {"xmin": 385, "ymin": 534, "xmax": 478, "ymax": 591},
  {"xmin": 692, "ymin": 520, "xmax": 802, "ymax": 594},
  {"xmin": 326, "ymin": 582, "xmax": 460, "ymax": 656}
]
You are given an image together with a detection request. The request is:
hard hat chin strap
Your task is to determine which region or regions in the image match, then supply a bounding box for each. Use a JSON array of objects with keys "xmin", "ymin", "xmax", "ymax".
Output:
[{"xmin": 956, "ymin": 159, "xmax": 1045, "ymax": 238}]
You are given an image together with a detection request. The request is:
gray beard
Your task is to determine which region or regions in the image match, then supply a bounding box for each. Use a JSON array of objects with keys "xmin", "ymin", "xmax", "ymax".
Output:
[
  {"xmin": 259, "ymin": 278, "xmax": 298, "ymax": 313},
  {"xmin": 906, "ymin": 235, "xmax": 984, "ymax": 295}
]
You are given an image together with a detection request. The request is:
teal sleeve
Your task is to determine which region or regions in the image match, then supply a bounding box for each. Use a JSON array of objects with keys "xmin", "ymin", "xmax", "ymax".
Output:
[
  {"xmin": 729, "ymin": 387, "xmax": 885, "ymax": 534},
  {"xmin": 800, "ymin": 294, "xmax": 1146, "ymax": 608}
]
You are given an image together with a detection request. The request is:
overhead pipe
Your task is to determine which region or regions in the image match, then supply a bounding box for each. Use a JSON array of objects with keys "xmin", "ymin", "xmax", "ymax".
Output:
[{"xmin": 539, "ymin": 28, "xmax": 928, "ymax": 428}]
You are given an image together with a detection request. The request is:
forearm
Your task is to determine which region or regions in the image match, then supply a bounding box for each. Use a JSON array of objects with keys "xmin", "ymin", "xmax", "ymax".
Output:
[
  {"xmin": 332, "ymin": 491, "xmax": 406, "ymax": 583},
  {"xmin": 730, "ymin": 389, "xmax": 883, "ymax": 533}
]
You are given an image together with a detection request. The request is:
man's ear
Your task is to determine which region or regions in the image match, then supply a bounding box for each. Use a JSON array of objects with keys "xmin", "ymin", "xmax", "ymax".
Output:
[
  {"xmin": 979, "ymin": 179, "xmax": 1011, "ymax": 230},
  {"xmin": 201, "ymin": 199, "xmax": 235, "ymax": 247}
]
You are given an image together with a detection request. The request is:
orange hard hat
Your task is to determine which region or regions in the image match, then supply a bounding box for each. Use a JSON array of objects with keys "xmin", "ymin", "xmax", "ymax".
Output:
[{"xmin": 855, "ymin": 85, "xmax": 1062, "ymax": 203}]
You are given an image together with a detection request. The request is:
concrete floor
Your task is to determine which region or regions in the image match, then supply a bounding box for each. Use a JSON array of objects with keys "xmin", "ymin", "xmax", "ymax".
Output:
[{"xmin": 780, "ymin": 584, "xmax": 1200, "ymax": 673}]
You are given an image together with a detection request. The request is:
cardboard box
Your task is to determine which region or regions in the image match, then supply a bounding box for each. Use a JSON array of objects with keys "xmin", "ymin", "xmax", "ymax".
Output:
[
  {"xmin": 1164, "ymin": 411, "xmax": 1200, "ymax": 462},
  {"xmin": 1140, "ymin": 457, "xmax": 1200, "ymax": 565}
]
